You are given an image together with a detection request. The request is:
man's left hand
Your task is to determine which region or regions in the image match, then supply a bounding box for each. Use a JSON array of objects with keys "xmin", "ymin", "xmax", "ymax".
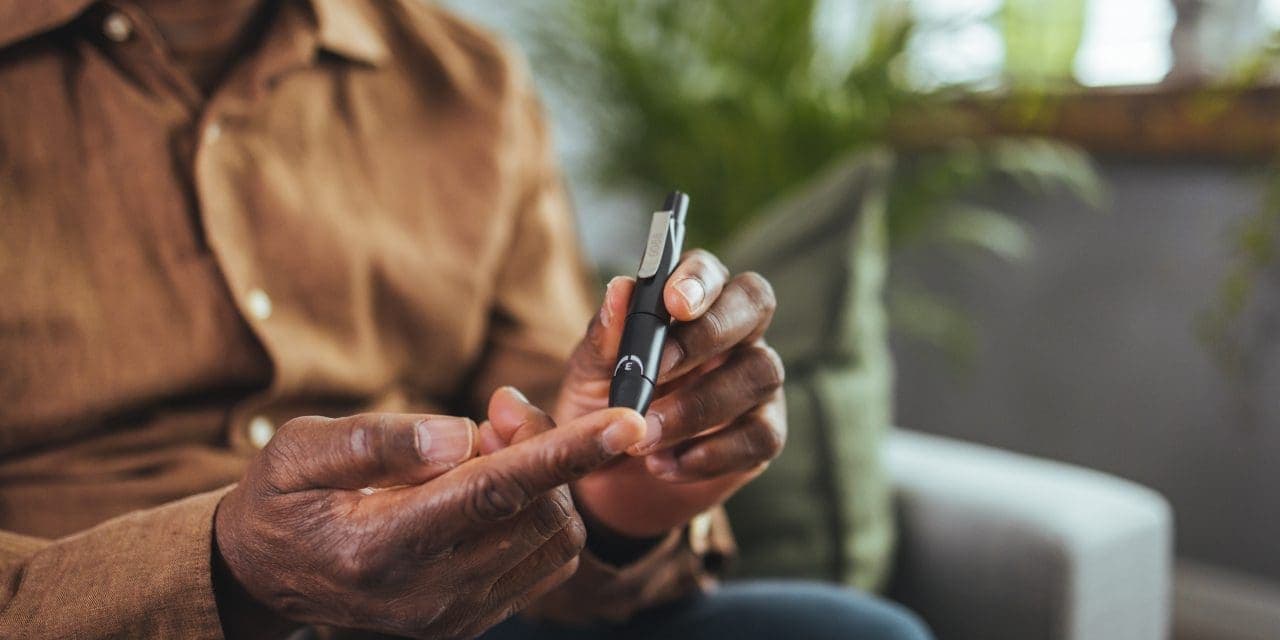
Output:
[{"xmin": 553, "ymin": 250, "xmax": 785, "ymax": 539}]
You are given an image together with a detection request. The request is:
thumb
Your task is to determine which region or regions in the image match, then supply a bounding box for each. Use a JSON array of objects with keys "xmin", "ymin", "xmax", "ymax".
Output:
[
  {"xmin": 567, "ymin": 276, "xmax": 634, "ymax": 380},
  {"xmin": 264, "ymin": 413, "xmax": 478, "ymax": 492},
  {"xmin": 481, "ymin": 386, "xmax": 556, "ymax": 454}
]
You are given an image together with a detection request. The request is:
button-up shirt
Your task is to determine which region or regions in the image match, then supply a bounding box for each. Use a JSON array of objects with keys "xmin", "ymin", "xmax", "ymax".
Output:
[{"xmin": 0, "ymin": 1, "xmax": 725, "ymax": 636}]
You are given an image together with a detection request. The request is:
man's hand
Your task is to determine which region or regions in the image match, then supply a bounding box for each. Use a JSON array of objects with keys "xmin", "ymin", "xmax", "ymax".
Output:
[
  {"xmin": 554, "ymin": 250, "xmax": 785, "ymax": 538},
  {"xmin": 213, "ymin": 409, "xmax": 646, "ymax": 638}
]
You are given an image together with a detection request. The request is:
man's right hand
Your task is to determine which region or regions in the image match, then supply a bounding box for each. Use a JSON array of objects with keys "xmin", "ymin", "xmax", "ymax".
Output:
[{"xmin": 213, "ymin": 407, "xmax": 647, "ymax": 639}]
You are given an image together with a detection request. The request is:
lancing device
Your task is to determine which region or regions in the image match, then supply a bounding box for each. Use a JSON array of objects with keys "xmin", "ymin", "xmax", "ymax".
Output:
[{"xmin": 609, "ymin": 191, "xmax": 689, "ymax": 414}]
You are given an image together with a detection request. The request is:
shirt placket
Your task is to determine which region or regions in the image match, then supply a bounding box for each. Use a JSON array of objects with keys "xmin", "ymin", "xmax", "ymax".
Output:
[
  {"xmin": 92, "ymin": 1, "xmax": 322, "ymax": 453},
  {"xmin": 189, "ymin": 3, "xmax": 326, "ymax": 453}
]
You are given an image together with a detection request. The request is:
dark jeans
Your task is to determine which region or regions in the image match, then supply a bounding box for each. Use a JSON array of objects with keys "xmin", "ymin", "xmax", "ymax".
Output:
[{"xmin": 481, "ymin": 581, "xmax": 933, "ymax": 640}]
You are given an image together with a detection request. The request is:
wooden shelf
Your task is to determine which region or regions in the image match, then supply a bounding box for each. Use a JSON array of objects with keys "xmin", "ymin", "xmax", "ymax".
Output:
[{"xmin": 892, "ymin": 84, "xmax": 1280, "ymax": 160}]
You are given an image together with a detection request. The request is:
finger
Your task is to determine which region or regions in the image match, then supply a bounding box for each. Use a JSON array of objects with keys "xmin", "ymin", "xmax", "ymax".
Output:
[
  {"xmin": 488, "ymin": 386, "xmax": 557, "ymax": 447},
  {"xmin": 478, "ymin": 421, "xmax": 506, "ymax": 456},
  {"xmin": 410, "ymin": 407, "xmax": 645, "ymax": 533},
  {"xmin": 634, "ymin": 342, "xmax": 785, "ymax": 453},
  {"xmin": 664, "ymin": 249, "xmax": 730, "ymax": 321},
  {"xmin": 659, "ymin": 272, "xmax": 777, "ymax": 383},
  {"xmin": 563, "ymin": 276, "xmax": 635, "ymax": 382},
  {"xmin": 459, "ymin": 555, "xmax": 581, "ymax": 640},
  {"xmin": 267, "ymin": 413, "xmax": 477, "ymax": 492},
  {"xmin": 461, "ymin": 485, "xmax": 578, "ymax": 566},
  {"xmin": 645, "ymin": 394, "xmax": 787, "ymax": 482},
  {"xmin": 486, "ymin": 519, "xmax": 586, "ymax": 614}
]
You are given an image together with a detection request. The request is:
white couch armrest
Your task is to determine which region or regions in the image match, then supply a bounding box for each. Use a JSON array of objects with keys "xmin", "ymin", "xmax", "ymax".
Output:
[{"xmin": 885, "ymin": 429, "xmax": 1173, "ymax": 640}]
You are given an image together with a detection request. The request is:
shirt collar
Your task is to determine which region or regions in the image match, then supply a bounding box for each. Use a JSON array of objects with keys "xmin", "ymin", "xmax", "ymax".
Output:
[
  {"xmin": 307, "ymin": 0, "xmax": 388, "ymax": 67},
  {"xmin": 0, "ymin": 0, "xmax": 390, "ymax": 67}
]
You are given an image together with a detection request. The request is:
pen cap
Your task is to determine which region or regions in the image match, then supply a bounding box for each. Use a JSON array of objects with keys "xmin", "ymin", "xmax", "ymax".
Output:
[
  {"xmin": 664, "ymin": 191, "xmax": 689, "ymax": 226},
  {"xmin": 628, "ymin": 193, "xmax": 688, "ymax": 321}
]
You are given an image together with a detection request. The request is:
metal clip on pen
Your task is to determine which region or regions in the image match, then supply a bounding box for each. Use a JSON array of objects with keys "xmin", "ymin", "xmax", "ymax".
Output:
[{"xmin": 608, "ymin": 191, "xmax": 689, "ymax": 415}]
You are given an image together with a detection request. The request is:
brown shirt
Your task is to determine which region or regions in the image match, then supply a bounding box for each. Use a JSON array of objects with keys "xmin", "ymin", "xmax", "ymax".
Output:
[
  {"xmin": 0, "ymin": 1, "xmax": 725, "ymax": 636},
  {"xmin": 132, "ymin": 0, "xmax": 274, "ymax": 93}
]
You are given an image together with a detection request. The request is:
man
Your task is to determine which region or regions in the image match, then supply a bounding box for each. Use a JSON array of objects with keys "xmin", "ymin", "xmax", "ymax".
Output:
[{"xmin": 0, "ymin": 0, "xmax": 931, "ymax": 638}]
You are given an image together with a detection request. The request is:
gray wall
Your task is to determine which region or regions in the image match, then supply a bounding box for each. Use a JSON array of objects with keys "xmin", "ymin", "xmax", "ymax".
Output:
[{"xmin": 893, "ymin": 161, "xmax": 1280, "ymax": 584}]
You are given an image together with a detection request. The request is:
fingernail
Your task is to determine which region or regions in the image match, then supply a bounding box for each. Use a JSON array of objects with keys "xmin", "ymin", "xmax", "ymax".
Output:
[
  {"xmin": 502, "ymin": 385, "xmax": 529, "ymax": 404},
  {"xmin": 659, "ymin": 342, "xmax": 682, "ymax": 376},
  {"xmin": 675, "ymin": 278, "xmax": 705, "ymax": 311},
  {"xmin": 630, "ymin": 413, "xmax": 662, "ymax": 453},
  {"xmin": 601, "ymin": 277, "xmax": 626, "ymax": 328},
  {"xmin": 416, "ymin": 417, "xmax": 475, "ymax": 464},
  {"xmin": 602, "ymin": 416, "xmax": 645, "ymax": 455},
  {"xmin": 647, "ymin": 451, "xmax": 679, "ymax": 478}
]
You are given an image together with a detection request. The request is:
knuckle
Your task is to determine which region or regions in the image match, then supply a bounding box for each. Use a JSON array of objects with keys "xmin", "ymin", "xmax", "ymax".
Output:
[
  {"xmin": 677, "ymin": 447, "xmax": 715, "ymax": 478},
  {"xmin": 347, "ymin": 419, "xmax": 386, "ymax": 468},
  {"xmin": 271, "ymin": 415, "xmax": 320, "ymax": 447},
  {"xmin": 545, "ymin": 440, "xmax": 597, "ymax": 481},
  {"xmin": 735, "ymin": 271, "xmax": 777, "ymax": 316},
  {"xmin": 258, "ymin": 418, "xmax": 324, "ymax": 482},
  {"xmin": 563, "ymin": 515, "xmax": 588, "ymax": 557},
  {"xmin": 674, "ymin": 390, "xmax": 714, "ymax": 432},
  {"xmin": 745, "ymin": 344, "xmax": 786, "ymax": 392},
  {"xmin": 684, "ymin": 248, "xmax": 715, "ymax": 267},
  {"xmin": 737, "ymin": 410, "xmax": 786, "ymax": 462},
  {"xmin": 466, "ymin": 468, "xmax": 529, "ymax": 523},
  {"xmin": 549, "ymin": 517, "xmax": 587, "ymax": 563},
  {"xmin": 755, "ymin": 418, "xmax": 787, "ymax": 460},
  {"xmin": 690, "ymin": 250, "xmax": 723, "ymax": 275},
  {"xmin": 527, "ymin": 496, "xmax": 571, "ymax": 541},
  {"xmin": 273, "ymin": 418, "xmax": 302, "ymax": 441},
  {"xmin": 699, "ymin": 305, "xmax": 732, "ymax": 347},
  {"xmin": 670, "ymin": 305, "xmax": 720, "ymax": 354},
  {"xmin": 332, "ymin": 552, "xmax": 376, "ymax": 589}
]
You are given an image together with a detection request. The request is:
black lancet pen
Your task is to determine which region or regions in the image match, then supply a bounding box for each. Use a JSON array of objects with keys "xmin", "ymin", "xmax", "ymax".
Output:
[{"xmin": 609, "ymin": 191, "xmax": 689, "ymax": 414}]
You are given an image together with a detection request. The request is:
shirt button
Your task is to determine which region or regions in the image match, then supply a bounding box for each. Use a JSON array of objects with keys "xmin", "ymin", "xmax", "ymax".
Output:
[
  {"xmin": 246, "ymin": 288, "xmax": 272, "ymax": 320},
  {"xmin": 102, "ymin": 11, "xmax": 133, "ymax": 43},
  {"xmin": 247, "ymin": 416, "xmax": 276, "ymax": 449},
  {"xmin": 203, "ymin": 121, "xmax": 223, "ymax": 145}
]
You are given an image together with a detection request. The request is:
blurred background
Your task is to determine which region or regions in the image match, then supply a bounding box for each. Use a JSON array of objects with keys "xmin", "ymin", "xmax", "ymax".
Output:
[{"xmin": 441, "ymin": 1, "xmax": 1279, "ymax": 638}]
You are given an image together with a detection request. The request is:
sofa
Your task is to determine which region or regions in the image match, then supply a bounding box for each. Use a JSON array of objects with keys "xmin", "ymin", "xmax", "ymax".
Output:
[
  {"xmin": 885, "ymin": 429, "xmax": 1172, "ymax": 640},
  {"xmin": 722, "ymin": 150, "xmax": 1173, "ymax": 639}
]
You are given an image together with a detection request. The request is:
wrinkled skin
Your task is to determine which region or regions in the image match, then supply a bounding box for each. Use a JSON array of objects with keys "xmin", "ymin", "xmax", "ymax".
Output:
[
  {"xmin": 213, "ymin": 249, "xmax": 786, "ymax": 637},
  {"xmin": 214, "ymin": 408, "xmax": 645, "ymax": 638},
  {"xmin": 557, "ymin": 250, "xmax": 788, "ymax": 537}
]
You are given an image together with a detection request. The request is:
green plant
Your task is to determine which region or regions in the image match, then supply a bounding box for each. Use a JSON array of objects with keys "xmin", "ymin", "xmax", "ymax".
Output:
[
  {"xmin": 1197, "ymin": 178, "xmax": 1280, "ymax": 373},
  {"xmin": 1000, "ymin": 0, "xmax": 1087, "ymax": 87},
  {"xmin": 1194, "ymin": 34, "xmax": 1280, "ymax": 415},
  {"xmin": 524, "ymin": 0, "xmax": 1101, "ymax": 362}
]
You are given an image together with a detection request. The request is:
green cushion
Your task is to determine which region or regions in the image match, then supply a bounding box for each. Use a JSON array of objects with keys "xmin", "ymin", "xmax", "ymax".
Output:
[{"xmin": 723, "ymin": 150, "xmax": 895, "ymax": 591}]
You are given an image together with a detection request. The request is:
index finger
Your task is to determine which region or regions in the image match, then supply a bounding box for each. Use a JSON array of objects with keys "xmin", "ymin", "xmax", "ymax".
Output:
[{"xmin": 410, "ymin": 407, "xmax": 646, "ymax": 534}]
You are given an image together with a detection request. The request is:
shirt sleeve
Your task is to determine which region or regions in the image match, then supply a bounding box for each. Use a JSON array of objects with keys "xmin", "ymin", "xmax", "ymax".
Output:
[
  {"xmin": 523, "ymin": 508, "xmax": 737, "ymax": 625},
  {"xmin": 0, "ymin": 488, "xmax": 232, "ymax": 639}
]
